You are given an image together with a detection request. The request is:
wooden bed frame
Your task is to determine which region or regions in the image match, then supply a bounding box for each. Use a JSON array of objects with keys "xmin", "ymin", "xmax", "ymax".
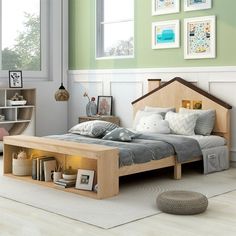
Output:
[{"xmin": 3, "ymin": 77, "xmax": 232, "ymax": 199}]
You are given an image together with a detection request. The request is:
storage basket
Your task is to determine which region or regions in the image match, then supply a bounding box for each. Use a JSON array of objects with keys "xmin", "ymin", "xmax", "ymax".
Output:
[{"xmin": 12, "ymin": 159, "xmax": 32, "ymax": 176}]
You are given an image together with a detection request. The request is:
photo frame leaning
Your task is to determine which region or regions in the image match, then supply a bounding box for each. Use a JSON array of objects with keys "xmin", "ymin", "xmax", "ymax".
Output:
[
  {"xmin": 184, "ymin": 15, "xmax": 216, "ymax": 59},
  {"xmin": 75, "ymin": 169, "xmax": 95, "ymax": 191},
  {"xmin": 9, "ymin": 70, "xmax": 23, "ymax": 88},
  {"xmin": 97, "ymin": 96, "xmax": 113, "ymax": 116}
]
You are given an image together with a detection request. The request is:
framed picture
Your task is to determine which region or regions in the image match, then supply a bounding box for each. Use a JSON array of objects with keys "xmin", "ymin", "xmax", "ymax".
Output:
[
  {"xmin": 97, "ymin": 96, "xmax": 113, "ymax": 116},
  {"xmin": 9, "ymin": 70, "xmax": 23, "ymax": 88},
  {"xmin": 152, "ymin": 0, "xmax": 180, "ymax": 16},
  {"xmin": 184, "ymin": 0, "xmax": 212, "ymax": 12},
  {"xmin": 184, "ymin": 16, "xmax": 216, "ymax": 59},
  {"xmin": 152, "ymin": 20, "xmax": 180, "ymax": 49},
  {"xmin": 75, "ymin": 169, "xmax": 94, "ymax": 191}
]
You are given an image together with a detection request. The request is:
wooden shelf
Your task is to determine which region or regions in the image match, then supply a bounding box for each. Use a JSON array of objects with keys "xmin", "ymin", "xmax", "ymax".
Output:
[
  {"xmin": 4, "ymin": 174, "xmax": 98, "ymax": 199},
  {"xmin": 0, "ymin": 120, "xmax": 31, "ymax": 124},
  {"xmin": 0, "ymin": 105, "xmax": 35, "ymax": 109}
]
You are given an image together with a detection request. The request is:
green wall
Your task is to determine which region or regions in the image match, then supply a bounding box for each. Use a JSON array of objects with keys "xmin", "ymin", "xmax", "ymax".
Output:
[{"xmin": 69, "ymin": 0, "xmax": 236, "ymax": 70}]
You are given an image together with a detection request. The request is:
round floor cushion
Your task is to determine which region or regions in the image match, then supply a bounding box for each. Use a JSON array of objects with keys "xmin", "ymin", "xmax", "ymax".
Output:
[{"xmin": 156, "ymin": 190, "xmax": 208, "ymax": 215}]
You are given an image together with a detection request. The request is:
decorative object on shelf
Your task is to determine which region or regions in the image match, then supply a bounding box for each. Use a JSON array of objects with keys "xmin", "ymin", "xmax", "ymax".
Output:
[
  {"xmin": 75, "ymin": 169, "xmax": 95, "ymax": 191},
  {"xmin": 53, "ymin": 163, "xmax": 62, "ymax": 182},
  {"xmin": 83, "ymin": 92, "xmax": 97, "ymax": 116},
  {"xmin": 184, "ymin": 15, "xmax": 216, "ymax": 59},
  {"xmin": 9, "ymin": 70, "xmax": 23, "ymax": 88},
  {"xmin": 152, "ymin": 0, "xmax": 180, "ymax": 16},
  {"xmin": 97, "ymin": 96, "xmax": 113, "ymax": 116},
  {"xmin": 7, "ymin": 92, "xmax": 27, "ymax": 106},
  {"xmin": 54, "ymin": 0, "xmax": 70, "ymax": 102},
  {"xmin": 152, "ymin": 20, "xmax": 180, "ymax": 49},
  {"xmin": 0, "ymin": 115, "xmax": 5, "ymax": 121},
  {"xmin": 184, "ymin": 0, "xmax": 212, "ymax": 12},
  {"xmin": 12, "ymin": 150, "xmax": 32, "ymax": 176},
  {"xmin": 62, "ymin": 166, "xmax": 77, "ymax": 180}
]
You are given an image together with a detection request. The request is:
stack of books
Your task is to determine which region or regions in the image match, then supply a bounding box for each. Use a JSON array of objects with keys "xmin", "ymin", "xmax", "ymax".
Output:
[{"xmin": 54, "ymin": 178, "xmax": 76, "ymax": 188}]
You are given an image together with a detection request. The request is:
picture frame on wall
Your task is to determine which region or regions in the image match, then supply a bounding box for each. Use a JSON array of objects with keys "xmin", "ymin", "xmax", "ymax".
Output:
[
  {"xmin": 152, "ymin": 20, "xmax": 180, "ymax": 49},
  {"xmin": 75, "ymin": 169, "xmax": 94, "ymax": 191},
  {"xmin": 184, "ymin": 0, "xmax": 212, "ymax": 12},
  {"xmin": 97, "ymin": 96, "xmax": 113, "ymax": 116},
  {"xmin": 184, "ymin": 16, "xmax": 216, "ymax": 59},
  {"xmin": 152, "ymin": 0, "xmax": 180, "ymax": 16},
  {"xmin": 9, "ymin": 70, "xmax": 23, "ymax": 88}
]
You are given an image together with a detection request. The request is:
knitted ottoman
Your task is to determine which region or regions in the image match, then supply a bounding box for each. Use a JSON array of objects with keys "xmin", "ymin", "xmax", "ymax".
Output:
[{"xmin": 157, "ymin": 190, "xmax": 208, "ymax": 215}]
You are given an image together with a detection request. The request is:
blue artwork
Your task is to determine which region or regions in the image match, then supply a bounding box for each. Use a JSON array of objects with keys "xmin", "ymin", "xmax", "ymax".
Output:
[
  {"xmin": 156, "ymin": 29, "xmax": 175, "ymax": 43},
  {"xmin": 190, "ymin": 0, "xmax": 206, "ymax": 4}
]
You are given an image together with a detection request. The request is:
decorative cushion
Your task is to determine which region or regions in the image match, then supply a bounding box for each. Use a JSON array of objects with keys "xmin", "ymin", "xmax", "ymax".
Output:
[
  {"xmin": 165, "ymin": 111, "xmax": 198, "ymax": 136},
  {"xmin": 0, "ymin": 128, "xmax": 9, "ymax": 141},
  {"xmin": 179, "ymin": 108, "xmax": 216, "ymax": 136},
  {"xmin": 136, "ymin": 114, "xmax": 170, "ymax": 134},
  {"xmin": 133, "ymin": 110, "xmax": 166, "ymax": 130},
  {"xmin": 144, "ymin": 106, "xmax": 176, "ymax": 113},
  {"xmin": 102, "ymin": 127, "xmax": 137, "ymax": 142},
  {"xmin": 69, "ymin": 120, "xmax": 118, "ymax": 137},
  {"xmin": 156, "ymin": 190, "xmax": 208, "ymax": 215}
]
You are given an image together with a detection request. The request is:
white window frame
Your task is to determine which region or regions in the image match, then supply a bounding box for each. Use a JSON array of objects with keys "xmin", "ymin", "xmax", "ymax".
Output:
[
  {"xmin": 0, "ymin": 0, "xmax": 52, "ymax": 80},
  {"xmin": 96, "ymin": 0, "xmax": 134, "ymax": 60}
]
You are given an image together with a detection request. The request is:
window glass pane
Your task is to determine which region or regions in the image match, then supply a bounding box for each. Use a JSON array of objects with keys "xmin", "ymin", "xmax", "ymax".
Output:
[
  {"xmin": 2, "ymin": 0, "xmax": 41, "ymax": 71},
  {"xmin": 104, "ymin": 0, "xmax": 133, "ymax": 22},
  {"xmin": 103, "ymin": 21, "xmax": 134, "ymax": 57}
]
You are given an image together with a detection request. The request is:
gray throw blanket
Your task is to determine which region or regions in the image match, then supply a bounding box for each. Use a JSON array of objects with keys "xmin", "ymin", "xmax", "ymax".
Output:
[{"xmin": 47, "ymin": 133, "xmax": 202, "ymax": 166}]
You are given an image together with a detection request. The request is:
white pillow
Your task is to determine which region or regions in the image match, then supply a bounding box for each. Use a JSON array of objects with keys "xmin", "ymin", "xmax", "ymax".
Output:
[
  {"xmin": 69, "ymin": 120, "xmax": 118, "ymax": 137},
  {"xmin": 179, "ymin": 108, "xmax": 216, "ymax": 136},
  {"xmin": 165, "ymin": 111, "xmax": 199, "ymax": 136},
  {"xmin": 136, "ymin": 114, "xmax": 170, "ymax": 134},
  {"xmin": 133, "ymin": 110, "xmax": 165, "ymax": 130},
  {"xmin": 144, "ymin": 106, "xmax": 175, "ymax": 113}
]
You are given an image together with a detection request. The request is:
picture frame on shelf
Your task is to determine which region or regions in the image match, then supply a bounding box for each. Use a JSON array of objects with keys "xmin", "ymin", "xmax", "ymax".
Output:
[
  {"xmin": 184, "ymin": 0, "xmax": 212, "ymax": 12},
  {"xmin": 184, "ymin": 16, "xmax": 216, "ymax": 59},
  {"xmin": 97, "ymin": 96, "xmax": 113, "ymax": 116},
  {"xmin": 75, "ymin": 169, "xmax": 95, "ymax": 191},
  {"xmin": 152, "ymin": 0, "xmax": 180, "ymax": 16},
  {"xmin": 9, "ymin": 70, "xmax": 23, "ymax": 88},
  {"xmin": 152, "ymin": 20, "xmax": 180, "ymax": 49}
]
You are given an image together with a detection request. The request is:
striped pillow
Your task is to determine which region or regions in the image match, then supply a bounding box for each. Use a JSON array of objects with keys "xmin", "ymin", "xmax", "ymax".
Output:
[
  {"xmin": 179, "ymin": 108, "xmax": 216, "ymax": 136},
  {"xmin": 69, "ymin": 120, "xmax": 118, "ymax": 137}
]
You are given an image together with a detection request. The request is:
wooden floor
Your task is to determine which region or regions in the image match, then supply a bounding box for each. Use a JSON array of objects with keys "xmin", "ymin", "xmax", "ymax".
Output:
[{"xmin": 1, "ymin": 156, "xmax": 236, "ymax": 235}]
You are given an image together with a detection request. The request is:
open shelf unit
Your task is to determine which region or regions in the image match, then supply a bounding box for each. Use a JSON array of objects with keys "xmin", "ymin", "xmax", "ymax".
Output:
[{"xmin": 0, "ymin": 88, "xmax": 35, "ymax": 135}]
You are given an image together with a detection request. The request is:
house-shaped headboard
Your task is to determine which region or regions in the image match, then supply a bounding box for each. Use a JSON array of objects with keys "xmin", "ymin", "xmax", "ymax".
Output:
[{"xmin": 132, "ymin": 77, "xmax": 232, "ymax": 146}]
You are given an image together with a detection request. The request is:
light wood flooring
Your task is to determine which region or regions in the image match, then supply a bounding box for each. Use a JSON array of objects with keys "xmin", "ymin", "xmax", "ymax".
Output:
[{"xmin": 1, "ymin": 157, "xmax": 236, "ymax": 236}]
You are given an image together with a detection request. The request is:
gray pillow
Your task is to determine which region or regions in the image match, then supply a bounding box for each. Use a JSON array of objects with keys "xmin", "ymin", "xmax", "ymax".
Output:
[
  {"xmin": 69, "ymin": 120, "xmax": 118, "ymax": 137},
  {"xmin": 179, "ymin": 108, "xmax": 216, "ymax": 136},
  {"xmin": 102, "ymin": 128, "xmax": 137, "ymax": 142}
]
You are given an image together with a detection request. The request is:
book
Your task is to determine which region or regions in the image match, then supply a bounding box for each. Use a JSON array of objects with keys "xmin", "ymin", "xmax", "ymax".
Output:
[
  {"xmin": 32, "ymin": 158, "xmax": 37, "ymax": 180},
  {"xmin": 44, "ymin": 160, "xmax": 57, "ymax": 182},
  {"xmin": 54, "ymin": 180, "xmax": 76, "ymax": 188},
  {"xmin": 57, "ymin": 178, "xmax": 76, "ymax": 184},
  {"xmin": 37, "ymin": 156, "xmax": 46, "ymax": 180},
  {"xmin": 39, "ymin": 157, "xmax": 55, "ymax": 181}
]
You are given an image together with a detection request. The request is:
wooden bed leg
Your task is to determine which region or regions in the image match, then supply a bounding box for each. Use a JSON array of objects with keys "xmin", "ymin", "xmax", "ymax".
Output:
[{"xmin": 174, "ymin": 163, "xmax": 181, "ymax": 180}]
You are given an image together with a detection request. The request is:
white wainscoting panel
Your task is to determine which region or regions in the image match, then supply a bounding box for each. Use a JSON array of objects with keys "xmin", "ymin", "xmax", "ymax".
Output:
[{"xmin": 68, "ymin": 67, "xmax": 236, "ymax": 161}]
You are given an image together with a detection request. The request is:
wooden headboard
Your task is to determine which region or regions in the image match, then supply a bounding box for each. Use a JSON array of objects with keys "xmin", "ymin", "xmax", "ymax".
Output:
[{"xmin": 132, "ymin": 77, "xmax": 232, "ymax": 147}]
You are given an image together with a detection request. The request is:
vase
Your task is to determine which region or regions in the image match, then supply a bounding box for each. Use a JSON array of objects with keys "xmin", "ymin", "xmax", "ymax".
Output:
[{"xmin": 86, "ymin": 101, "xmax": 97, "ymax": 116}]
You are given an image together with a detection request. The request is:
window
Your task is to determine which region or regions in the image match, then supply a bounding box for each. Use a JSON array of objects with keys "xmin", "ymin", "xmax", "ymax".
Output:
[
  {"xmin": 96, "ymin": 0, "xmax": 134, "ymax": 58},
  {"xmin": 0, "ymin": 0, "xmax": 49, "ymax": 77}
]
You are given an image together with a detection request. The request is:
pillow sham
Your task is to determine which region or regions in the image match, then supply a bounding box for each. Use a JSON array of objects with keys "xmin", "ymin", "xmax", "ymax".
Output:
[
  {"xmin": 165, "ymin": 111, "xmax": 199, "ymax": 136},
  {"xmin": 179, "ymin": 108, "xmax": 216, "ymax": 136},
  {"xmin": 102, "ymin": 127, "xmax": 137, "ymax": 142},
  {"xmin": 69, "ymin": 120, "xmax": 118, "ymax": 137},
  {"xmin": 133, "ymin": 110, "xmax": 165, "ymax": 130},
  {"xmin": 144, "ymin": 106, "xmax": 176, "ymax": 113},
  {"xmin": 136, "ymin": 114, "xmax": 170, "ymax": 134}
]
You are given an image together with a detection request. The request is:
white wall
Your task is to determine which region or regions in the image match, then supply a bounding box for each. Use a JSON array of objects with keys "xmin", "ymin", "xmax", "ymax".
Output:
[{"xmin": 68, "ymin": 66, "xmax": 236, "ymax": 162}]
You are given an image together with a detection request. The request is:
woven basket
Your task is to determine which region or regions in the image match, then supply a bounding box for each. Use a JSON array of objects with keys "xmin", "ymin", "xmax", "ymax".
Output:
[{"xmin": 12, "ymin": 159, "xmax": 32, "ymax": 176}]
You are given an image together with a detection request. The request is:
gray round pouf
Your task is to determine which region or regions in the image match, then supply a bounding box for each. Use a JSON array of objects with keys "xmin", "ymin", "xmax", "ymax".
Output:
[{"xmin": 157, "ymin": 190, "xmax": 208, "ymax": 215}]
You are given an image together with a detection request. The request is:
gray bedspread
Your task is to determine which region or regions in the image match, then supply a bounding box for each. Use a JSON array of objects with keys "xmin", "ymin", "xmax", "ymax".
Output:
[{"xmin": 47, "ymin": 133, "xmax": 202, "ymax": 167}]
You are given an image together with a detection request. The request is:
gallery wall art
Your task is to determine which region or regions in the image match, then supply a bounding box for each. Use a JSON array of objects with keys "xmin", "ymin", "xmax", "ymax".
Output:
[
  {"xmin": 184, "ymin": 0, "xmax": 212, "ymax": 12},
  {"xmin": 152, "ymin": 0, "xmax": 180, "ymax": 15}
]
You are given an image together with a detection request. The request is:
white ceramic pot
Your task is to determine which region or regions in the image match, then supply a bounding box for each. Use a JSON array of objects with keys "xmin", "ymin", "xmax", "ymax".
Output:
[{"xmin": 12, "ymin": 159, "xmax": 32, "ymax": 176}]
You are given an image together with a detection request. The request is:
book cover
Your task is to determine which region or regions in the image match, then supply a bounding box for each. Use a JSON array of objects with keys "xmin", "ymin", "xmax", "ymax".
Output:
[
  {"xmin": 37, "ymin": 157, "xmax": 46, "ymax": 180},
  {"xmin": 44, "ymin": 160, "xmax": 57, "ymax": 182},
  {"xmin": 40, "ymin": 157, "xmax": 55, "ymax": 181},
  {"xmin": 54, "ymin": 181, "xmax": 76, "ymax": 188},
  {"xmin": 32, "ymin": 158, "xmax": 37, "ymax": 180}
]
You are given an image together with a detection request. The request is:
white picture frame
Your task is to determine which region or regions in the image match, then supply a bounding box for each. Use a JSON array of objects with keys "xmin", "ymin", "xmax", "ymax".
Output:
[
  {"xmin": 184, "ymin": 0, "xmax": 212, "ymax": 12},
  {"xmin": 152, "ymin": 20, "xmax": 180, "ymax": 49},
  {"xmin": 75, "ymin": 169, "xmax": 94, "ymax": 191},
  {"xmin": 152, "ymin": 0, "xmax": 180, "ymax": 16},
  {"xmin": 184, "ymin": 16, "xmax": 216, "ymax": 59},
  {"xmin": 9, "ymin": 70, "xmax": 23, "ymax": 88}
]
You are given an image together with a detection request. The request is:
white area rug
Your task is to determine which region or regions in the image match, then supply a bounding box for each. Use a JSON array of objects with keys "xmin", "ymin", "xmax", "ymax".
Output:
[{"xmin": 0, "ymin": 160, "xmax": 236, "ymax": 229}]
